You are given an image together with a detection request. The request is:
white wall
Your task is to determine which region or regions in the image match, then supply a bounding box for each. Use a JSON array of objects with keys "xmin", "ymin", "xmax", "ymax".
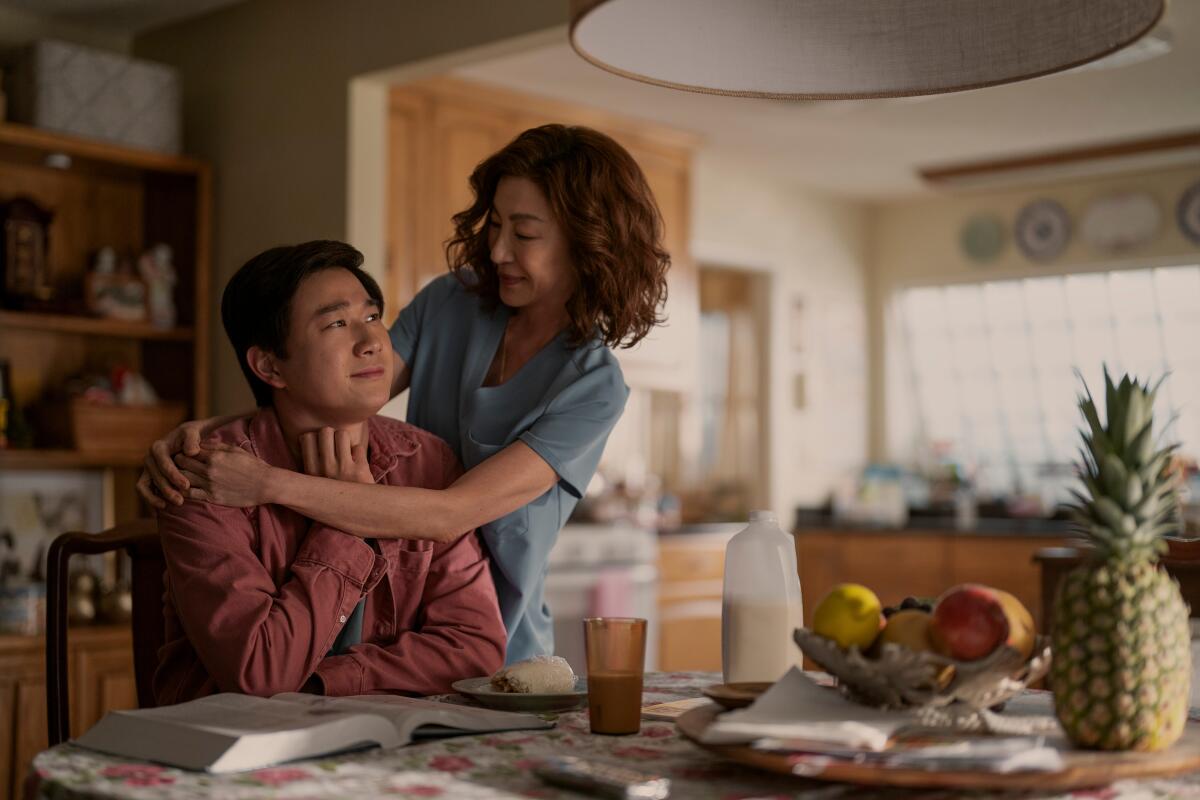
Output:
[
  {"xmin": 690, "ymin": 149, "xmax": 872, "ymax": 522},
  {"xmin": 870, "ymin": 164, "xmax": 1200, "ymax": 464}
]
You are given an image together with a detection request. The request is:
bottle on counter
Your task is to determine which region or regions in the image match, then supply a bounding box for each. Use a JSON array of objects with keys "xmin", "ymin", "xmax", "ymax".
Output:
[{"xmin": 721, "ymin": 510, "xmax": 804, "ymax": 684}]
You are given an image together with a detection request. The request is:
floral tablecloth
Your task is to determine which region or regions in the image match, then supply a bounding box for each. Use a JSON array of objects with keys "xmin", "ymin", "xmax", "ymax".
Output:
[{"xmin": 25, "ymin": 672, "xmax": 1200, "ymax": 800}]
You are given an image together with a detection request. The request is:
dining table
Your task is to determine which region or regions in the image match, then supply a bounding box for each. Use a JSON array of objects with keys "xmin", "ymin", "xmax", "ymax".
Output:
[{"xmin": 23, "ymin": 671, "xmax": 1200, "ymax": 800}]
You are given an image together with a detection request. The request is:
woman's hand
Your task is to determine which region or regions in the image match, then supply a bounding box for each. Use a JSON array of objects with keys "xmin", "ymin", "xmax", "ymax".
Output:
[
  {"xmin": 172, "ymin": 444, "xmax": 278, "ymax": 507},
  {"xmin": 300, "ymin": 427, "xmax": 374, "ymax": 485},
  {"xmin": 137, "ymin": 416, "xmax": 232, "ymax": 508}
]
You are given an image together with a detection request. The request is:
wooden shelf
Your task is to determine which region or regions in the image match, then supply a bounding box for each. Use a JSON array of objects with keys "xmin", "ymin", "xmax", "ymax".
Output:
[
  {"xmin": 0, "ymin": 121, "xmax": 205, "ymax": 175},
  {"xmin": 0, "ymin": 310, "xmax": 193, "ymax": 341},
  {"xmin": 0, "ymin": 624, "xmax": 130, "ymax": 652},
  {"xmin": 0, "ymin": 449, "xmax": 144, "ymax": 470}
]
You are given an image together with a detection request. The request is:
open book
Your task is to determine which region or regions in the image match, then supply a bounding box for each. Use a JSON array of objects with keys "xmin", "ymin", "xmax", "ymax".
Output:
[{"xmin": 74, "ymin": 692, "xmax": 553, "ymax": 773}]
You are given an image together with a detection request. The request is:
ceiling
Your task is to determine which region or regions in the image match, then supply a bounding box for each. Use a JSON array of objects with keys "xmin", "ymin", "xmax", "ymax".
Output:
[
  {"xmin": 453, "ymin": 3, "xmax": 1200, "ymax": 199},
  {"xmin": 0, "ymin": 0, "xmax": 244, "ymax": 36},
  {"xmin": 4, "ymin": 1, "xmax": 1195, "ymax": 197}
]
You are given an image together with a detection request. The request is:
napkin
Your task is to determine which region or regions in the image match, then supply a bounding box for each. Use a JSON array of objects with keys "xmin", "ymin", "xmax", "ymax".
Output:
[{"xmin": 700, "ymin": 667, "xmax": 912, "ymax": 751}]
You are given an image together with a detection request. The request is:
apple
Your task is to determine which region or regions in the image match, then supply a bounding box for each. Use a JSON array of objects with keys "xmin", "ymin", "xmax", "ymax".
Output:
[
  {"xmin": 995, "ymin": 589, "xmax": 1036, "ymax": 660},
  {"xmin": 929, "ymin": 584, "xmax": 1009, "ymax": 661}
]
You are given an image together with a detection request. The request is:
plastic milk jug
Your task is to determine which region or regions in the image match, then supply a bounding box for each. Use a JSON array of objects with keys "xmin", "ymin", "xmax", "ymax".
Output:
[{"xmin": 721, "ymin": 510, "xmax": 804, "ymax": 683}]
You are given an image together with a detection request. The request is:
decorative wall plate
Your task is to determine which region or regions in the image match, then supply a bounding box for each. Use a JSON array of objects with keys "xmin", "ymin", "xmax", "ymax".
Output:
[
  {"xmin": 1081, "ymin": 191, "xmax": 1161, "ymax": 254},
  {"xmin": 1015, "ymin": 199, "xmax": 1071, "ymax": 262},
  {"xmin": 1179, "ymin": 179, "xmax": 1200, "ymax": 245},
  {"xmin": 959, "ymin": 215, "xmax": 1004, "ymax": 264}
]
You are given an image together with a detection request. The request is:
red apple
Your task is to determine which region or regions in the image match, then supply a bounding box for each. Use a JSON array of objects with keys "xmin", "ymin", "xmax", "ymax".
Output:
[{"xmin": 929, "ymin": 584, "xmax": 1010, "ymax": 661}]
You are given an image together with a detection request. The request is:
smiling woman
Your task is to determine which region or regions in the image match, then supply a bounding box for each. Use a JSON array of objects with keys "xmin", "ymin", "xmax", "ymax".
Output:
[{"xmin": 140, "ymin": 124, "xmax": 671, "ymax": 665}]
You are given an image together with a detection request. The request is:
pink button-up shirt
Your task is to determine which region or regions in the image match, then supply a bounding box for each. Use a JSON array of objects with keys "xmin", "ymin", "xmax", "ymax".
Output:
[{"xmin": 153, "ymin": 408, "xmax": 506, "ymax": 704}]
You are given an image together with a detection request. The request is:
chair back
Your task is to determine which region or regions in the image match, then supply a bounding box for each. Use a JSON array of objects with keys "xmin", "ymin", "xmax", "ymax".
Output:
[
  {"xmin": 1035, "ymin": 544, "xmax": 1200, "ymax": 633},
  {"xmin": 45, "ymin": 519, "xmax": 164, "ymax": 746}
]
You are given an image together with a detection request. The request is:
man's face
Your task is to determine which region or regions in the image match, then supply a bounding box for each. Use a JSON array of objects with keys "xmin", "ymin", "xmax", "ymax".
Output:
[{"xmin": 268, "ymin": 268, "xmax": 393, "ymax": 425}]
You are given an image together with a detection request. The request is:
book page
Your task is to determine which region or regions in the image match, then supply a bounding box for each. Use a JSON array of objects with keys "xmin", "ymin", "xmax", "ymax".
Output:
[
  {"xmin": 272, "ymin": 693, "xmax": 552, "ymax": 739},
  {"xmin": 127, "ymin": 693, "xmax": 371, "ymax": 737}
]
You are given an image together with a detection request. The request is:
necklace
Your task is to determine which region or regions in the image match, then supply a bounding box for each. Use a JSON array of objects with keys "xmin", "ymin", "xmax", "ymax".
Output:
[{"xmin": 498, "ymin": 324, "xmax": 508, "ymax": 384}]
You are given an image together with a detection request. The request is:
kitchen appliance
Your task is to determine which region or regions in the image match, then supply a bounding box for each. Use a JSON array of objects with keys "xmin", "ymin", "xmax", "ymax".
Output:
[{"xmin": 545, "ymin": 522, "xmax": 659, "ymax": 675}]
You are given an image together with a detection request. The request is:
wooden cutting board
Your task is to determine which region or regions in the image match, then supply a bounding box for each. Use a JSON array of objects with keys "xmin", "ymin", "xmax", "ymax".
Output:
[{"xmin": 676, "ymin": 704, "xmax": 1200, "ymax": 790}]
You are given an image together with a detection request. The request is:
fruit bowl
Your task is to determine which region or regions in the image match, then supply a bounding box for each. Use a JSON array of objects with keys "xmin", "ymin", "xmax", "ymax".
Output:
[{"xmin": 793, "ymin": 627, "xmax": 1052, "ymax": 712}]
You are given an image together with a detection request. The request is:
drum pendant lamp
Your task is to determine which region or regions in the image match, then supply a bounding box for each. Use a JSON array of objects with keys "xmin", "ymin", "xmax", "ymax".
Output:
[{"xmin": 569, "ymin": 0, "xmax": 1164, "ymax": 99}]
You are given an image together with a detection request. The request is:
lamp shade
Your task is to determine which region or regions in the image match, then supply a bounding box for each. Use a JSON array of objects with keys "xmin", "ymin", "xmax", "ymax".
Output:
[{"xmin": 569, "ymin": 0, "xmax": 1164, "ymax": 99}]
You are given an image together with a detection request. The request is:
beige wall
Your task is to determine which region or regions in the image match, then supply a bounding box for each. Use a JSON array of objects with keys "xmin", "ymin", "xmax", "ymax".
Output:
[
  {"xmin": 869, "ymin": 164, "xmax": 1200, "ymax": 461},
  {"xmin": 132, "ymin": 0, "xmax": 565, "ymax": 414},
  {"xmin": 691, "ymin": 150, "xmax": 872, "ymax": 519}
]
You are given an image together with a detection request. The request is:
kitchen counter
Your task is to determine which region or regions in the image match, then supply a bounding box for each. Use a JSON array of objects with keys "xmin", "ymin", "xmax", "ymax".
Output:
[
  {"xmin": 793, "ymin": 515, "xmax": 1075, "ymax": 538},
  {"xmin": 795, "ymin": 526, "xmax": 1069, "ymax": 629}
]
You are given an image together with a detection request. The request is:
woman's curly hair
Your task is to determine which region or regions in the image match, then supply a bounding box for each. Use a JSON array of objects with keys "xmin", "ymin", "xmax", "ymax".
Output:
[{"xmin": 445, "ymin": 124, "xmax": 670, "ymax": 349}]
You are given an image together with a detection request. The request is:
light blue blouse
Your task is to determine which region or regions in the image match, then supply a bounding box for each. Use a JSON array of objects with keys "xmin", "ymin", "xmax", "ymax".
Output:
[{"xmin": 389, "ymin": 274, "xmax": 629, "ymax": 663}]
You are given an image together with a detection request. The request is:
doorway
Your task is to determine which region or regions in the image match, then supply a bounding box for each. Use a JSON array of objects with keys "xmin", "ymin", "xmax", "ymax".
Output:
[{"xmin": 688, "ymin": 265, "xmax": 771, "ymax": 519}]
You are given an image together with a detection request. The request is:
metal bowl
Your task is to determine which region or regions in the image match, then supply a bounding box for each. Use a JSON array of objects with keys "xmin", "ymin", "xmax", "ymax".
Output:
[{"xmin": 793, "ymin": 627, "xmax": 1052, "ymax": 712}]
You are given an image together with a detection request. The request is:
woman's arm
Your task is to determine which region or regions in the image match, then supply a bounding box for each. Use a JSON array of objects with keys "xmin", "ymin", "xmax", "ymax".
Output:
[
  {"xmin": 175, "ymin": 436, "xmax": 557, "ymax": 542},
  {"xmin": 141, "ymin": 352, "xmax": 411, "ymax": 508},
  {"xmin": 270, "ymin": 440, "xmax": 557, "ymax": 542}
]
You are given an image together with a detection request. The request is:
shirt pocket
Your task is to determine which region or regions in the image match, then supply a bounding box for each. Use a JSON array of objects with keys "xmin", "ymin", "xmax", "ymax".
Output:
[
  {"xmin": 463, "ymin": 427, "xmax": 510, "ymax": 469},
  {"xmin": 389, "ymin": 540, "xmax": 434, "ymax": 576}
]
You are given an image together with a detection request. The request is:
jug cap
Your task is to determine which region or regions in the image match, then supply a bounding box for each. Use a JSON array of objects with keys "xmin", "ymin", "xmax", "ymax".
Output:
[{"xmin": 748, "ymin": 509, "xmax": 777, "ymax": 523}]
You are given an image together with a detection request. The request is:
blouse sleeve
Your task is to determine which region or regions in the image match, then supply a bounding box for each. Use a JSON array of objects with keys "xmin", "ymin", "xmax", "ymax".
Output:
[
  {"xmin": 388, "ymin": 273, "xmax": 458, "ymax": 364},
  {"xmin": 518, "ymin": 357, "xmax": 629, "ymax": 498}
]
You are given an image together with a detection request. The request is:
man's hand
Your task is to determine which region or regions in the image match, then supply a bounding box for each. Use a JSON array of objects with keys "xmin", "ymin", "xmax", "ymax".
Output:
[
  {"xmin": 173, "ymin": 444, "xmax": 277, "ymax": 507},
  {"xmin": 300, "ymin": 428, "xmax": 374, "ymax": 485},
  {"xmin": 137, "ymin": 418, "xmax": 214, "ymax": 508}
]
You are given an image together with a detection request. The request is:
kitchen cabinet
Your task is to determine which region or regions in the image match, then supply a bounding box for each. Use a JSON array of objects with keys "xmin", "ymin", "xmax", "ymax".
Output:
[
  {"xmin": 657, "ymin": 531, "xmax": 734, "ymax": 671},
  {"xmin": 795, "ymin": 528, "xmax": 1070, "ymax": 631},
  {"xmin": 387, "ymin": 77, "xmax": 699, "ymax": 392},
  {"xmin": 0, "ymin": 625, "xmax": 134, "ymax": 800}
]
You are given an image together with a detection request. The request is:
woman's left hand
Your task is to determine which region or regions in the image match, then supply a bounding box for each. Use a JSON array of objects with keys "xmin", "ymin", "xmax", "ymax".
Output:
[{"xmin": 173, "ymin": 445, "xmax": 278, "ymax": 507}]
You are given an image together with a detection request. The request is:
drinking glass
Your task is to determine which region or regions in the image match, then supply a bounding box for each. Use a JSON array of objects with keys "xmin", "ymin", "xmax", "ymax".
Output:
[{"xmin": 583, "ymin": 617, "xmax": 647, "ymax": 735}]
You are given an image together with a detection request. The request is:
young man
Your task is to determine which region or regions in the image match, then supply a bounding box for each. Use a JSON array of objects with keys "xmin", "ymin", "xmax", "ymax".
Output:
[{"xmin": 154, "ymin": 241, "xmax": 505, "ymax": 704}]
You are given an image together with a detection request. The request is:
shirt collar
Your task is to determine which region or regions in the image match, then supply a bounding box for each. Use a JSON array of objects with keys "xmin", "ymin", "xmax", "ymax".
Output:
[{"xmin": 246, "ymin": 408, "xmax": 419, "ymax": 484}]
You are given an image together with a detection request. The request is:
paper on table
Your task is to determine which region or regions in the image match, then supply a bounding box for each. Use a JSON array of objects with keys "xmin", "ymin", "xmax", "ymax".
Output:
[
  {"xmin": 701, "ymin": 667, "xmax": 1067, "ymax": 773},
  {"xmin": 700, "ymin": 667, "xmax": 912, "ymax": 751}
]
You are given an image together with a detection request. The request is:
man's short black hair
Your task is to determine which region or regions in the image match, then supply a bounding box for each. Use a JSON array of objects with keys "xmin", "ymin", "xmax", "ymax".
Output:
[{"xmin": 221, "ymin": 240, "xmax": 384, "ymax": 407}]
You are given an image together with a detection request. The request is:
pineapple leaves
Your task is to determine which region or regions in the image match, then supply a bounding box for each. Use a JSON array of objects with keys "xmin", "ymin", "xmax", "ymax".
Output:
[{"xmin": 1072, "ymin": 367, "xmax": 1180, "ymax": 562}]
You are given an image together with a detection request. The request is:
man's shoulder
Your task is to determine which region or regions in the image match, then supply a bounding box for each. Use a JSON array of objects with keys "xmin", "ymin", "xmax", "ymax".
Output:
[{"xmin": 206, "ymin": 415, "xmax": 255, "ymax": 449}]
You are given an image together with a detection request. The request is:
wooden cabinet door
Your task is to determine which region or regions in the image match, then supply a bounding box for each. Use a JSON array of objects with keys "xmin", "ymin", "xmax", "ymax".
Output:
[
  {"xmin": 386, "ymin": 79, "xmax": 699, "ymax": 393},
  {"xmin": 386, "ymin": 90, "xmax": 433, "ymax": 312},
  {"xmin": 0, "ymin": 626, "xmax": 135, "ymax": 800},
  {"xmin": 0, "ymin": 640, "xmax": 46, "ymax": 800},
  {"xmin": 657, "ymin": 535, "xmax": 728, "ymax": 671},
  {"xmin": 70, "ymin": 635, "xmax": 136, "ymax": 738},
  {"xmin": 387, "ymin": 93, "xmax": 522, "ymax": 311},
  {"xmin": 658, "ymin": 599, "xmax": 723, "ymax": 672}
]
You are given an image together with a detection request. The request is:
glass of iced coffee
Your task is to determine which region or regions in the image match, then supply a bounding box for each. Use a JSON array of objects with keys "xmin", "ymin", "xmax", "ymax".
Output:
[{"xmin": 583, "ymin": 617, "xmax": 647, "ymax": 735}]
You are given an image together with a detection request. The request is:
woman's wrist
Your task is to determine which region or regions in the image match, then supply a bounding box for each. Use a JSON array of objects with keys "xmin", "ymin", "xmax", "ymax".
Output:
[{"xmin": 261, "ymin": 465, "xmax": 297, "ymax": 506}]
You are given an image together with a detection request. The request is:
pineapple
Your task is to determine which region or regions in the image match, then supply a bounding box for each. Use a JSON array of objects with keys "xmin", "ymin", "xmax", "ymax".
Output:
[{"xmin": 1051, "ymin": 369, "xmax": 1191, "ymax": 751}]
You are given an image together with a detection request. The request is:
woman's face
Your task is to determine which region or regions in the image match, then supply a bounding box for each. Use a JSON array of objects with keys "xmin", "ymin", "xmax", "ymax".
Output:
[{"xmin": 487, "ymin": 176, "xmax": 575, "ymax": 315}]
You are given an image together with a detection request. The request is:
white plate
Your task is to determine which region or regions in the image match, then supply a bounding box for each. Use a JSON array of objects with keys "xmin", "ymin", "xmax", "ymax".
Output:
[{"xmin": 451, "ymin": 676, "xmax": 588, "ymax": 712}]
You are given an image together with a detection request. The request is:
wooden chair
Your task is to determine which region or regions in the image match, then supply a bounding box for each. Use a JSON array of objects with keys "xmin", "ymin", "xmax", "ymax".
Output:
[
  {"xmin": 45, "ymin": 519, "xmax": 164, "ymax": 746},
  {"xmin": 1035, "ymin": 543, "xmax": 1200, "ymax": 632}
]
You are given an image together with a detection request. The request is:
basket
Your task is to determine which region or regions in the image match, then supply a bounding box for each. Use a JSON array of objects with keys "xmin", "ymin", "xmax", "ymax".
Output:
[
  {"xmin": 69, "ymin": 399, "xmax": 187, "ymax": 454},
  {"xmin": 793, "ymin": 627, "xmax": 1052, "ymax": 713}
]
